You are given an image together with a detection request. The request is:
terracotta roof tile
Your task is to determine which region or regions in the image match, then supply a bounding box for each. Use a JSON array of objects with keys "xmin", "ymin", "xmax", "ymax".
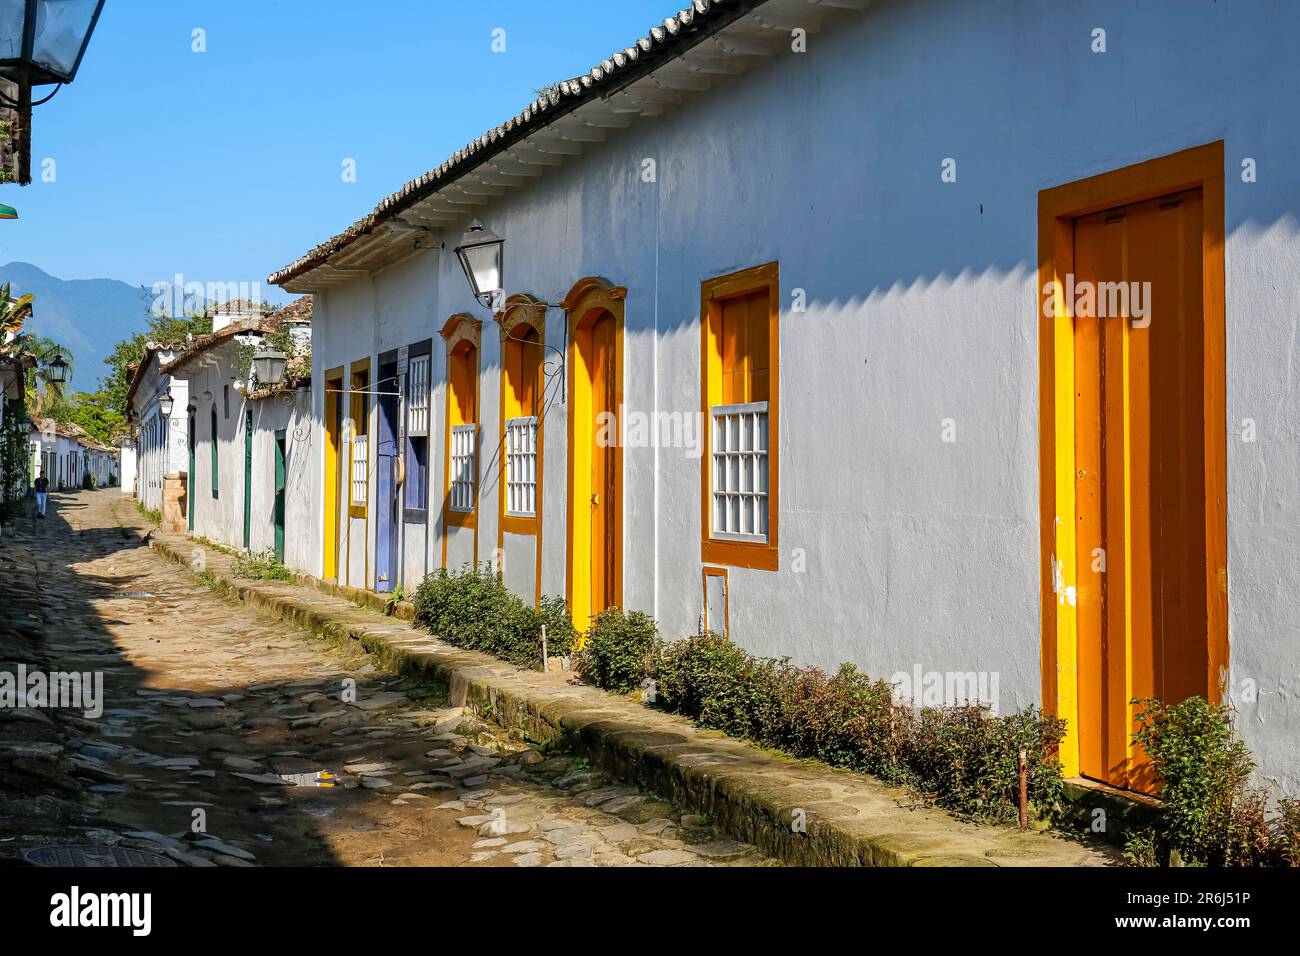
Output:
[{"xmin": 269, "ymin": 1, "xmax": 755, "ymax": 287}]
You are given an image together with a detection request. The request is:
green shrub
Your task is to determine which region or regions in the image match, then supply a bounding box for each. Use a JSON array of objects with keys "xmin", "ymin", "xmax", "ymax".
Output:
[
  {"xmin": 900, "ymin": 703, "xmax": 1066, "ymax": 820},
  {"xmin": 1280, "ymin": 799, "xmax": 1300, "ymax": 867},
  {"xmin": 1132, "ymin": 695, "xmax": 1281, "ymax": 866},
  {"xmin": 81, "ymin": 472, "xmax": 96, "ymax": 490},
  {"xmin": 577, "ymin": 606, "xmax": 660, "ymax": 693},
  {"xmin": 412, "ymin": 563, "xmax": 574, "ymax": 669},
  {"xmin": 651, "ymin": 631, "xmax": 1063, "ymax": 822},
  {"xmin": 233, "ymin": 551, "xmax": 294, "ymax": 582},
  {"xmin": 536, "ymin": 594, "xmax": 577, "ymax": 658}
]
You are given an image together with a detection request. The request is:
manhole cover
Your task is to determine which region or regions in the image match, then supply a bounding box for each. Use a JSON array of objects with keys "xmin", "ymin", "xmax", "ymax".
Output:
[
  {"xmin": 117, "ymin": 591, "xmax": 157, "ymax": 599},
  {"xmin": 22, "ymin": 845, "xmax": 178, "ymax": 867}
]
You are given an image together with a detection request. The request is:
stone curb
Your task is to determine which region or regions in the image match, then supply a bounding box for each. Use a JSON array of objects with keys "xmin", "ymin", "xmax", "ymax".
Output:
[{"xmin": 141, "ymin": 520, "xmax": 1117, "ymax": 868}]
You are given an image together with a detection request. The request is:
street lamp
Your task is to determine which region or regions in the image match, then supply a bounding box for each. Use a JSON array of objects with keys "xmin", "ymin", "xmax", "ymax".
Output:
[
  {"xmin": 45, "ymin": 348, "xmax": 67, "ymax": 384},
  {"xmin": 158, "ymin": 391, "xmax": 174, "ymax": 416},
  {"xmin": 0, "ymin": 1, "xmax": 105, "ymax": 184},
  {"xmin": 0, "ymin": 1, "xmax": 105, "ymax": 87},
  {"xmin": 253, "ymin": 348, "xmax": 287, "ymax": 387},
  {"xmin": 454, "ymin": 220, "xmax": 505, "ymax": 310}
]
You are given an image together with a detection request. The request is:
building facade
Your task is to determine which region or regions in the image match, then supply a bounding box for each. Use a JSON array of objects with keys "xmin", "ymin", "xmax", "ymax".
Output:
[
  {"xmin": 126, "ymin": 344, "xmax": 188, "ymax": 521},
  {"xmin": 269, "ymin": 0, "xmax": 1300, "ymax": 794},
  {"xmin": 160, "ymin": 298, "xmax": 315, "ymax": 563}
]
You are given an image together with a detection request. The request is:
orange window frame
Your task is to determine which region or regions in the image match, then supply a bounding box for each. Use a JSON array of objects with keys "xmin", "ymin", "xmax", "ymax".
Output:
[
  {"xmin": 1037, "ymin": 141, "xmax": 1227, "ymax": 779},
  {"xmin": 700, "ymin": 261, "xmax": 780, "ymax": 571},
  {"xmin": 441, "ymin": 314, "xmax": 482, "ymax": 568},
  {"xmin": 499, "ymin": 324, "xmax": 543, "ymax": 539}
]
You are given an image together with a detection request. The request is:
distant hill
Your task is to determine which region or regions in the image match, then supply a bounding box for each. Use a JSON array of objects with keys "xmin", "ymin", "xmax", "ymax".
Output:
[{"xmin": 0, "ymin": 261, "xmax": 151, "ymax": 393}]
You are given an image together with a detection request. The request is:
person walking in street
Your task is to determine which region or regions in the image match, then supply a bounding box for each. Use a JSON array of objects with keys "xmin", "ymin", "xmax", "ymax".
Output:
[{"xmin": 34, "ymin": 472, "xmax": 49, "ymax": 519}]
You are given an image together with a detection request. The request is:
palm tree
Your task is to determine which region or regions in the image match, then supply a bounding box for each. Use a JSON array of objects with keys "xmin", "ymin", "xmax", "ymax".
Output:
[
  {"xmin": 5, "ymin": 333, "xmax": 73, "ymax": 416},
  {"xmin": 0, "ymin": 282, "xmax": 34, "ymax": 339}
]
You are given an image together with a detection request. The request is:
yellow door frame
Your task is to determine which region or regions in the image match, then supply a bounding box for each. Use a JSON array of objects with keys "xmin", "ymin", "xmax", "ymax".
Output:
[
  {"xmin": 322, "ymin": 366, "xmax": 344, "ymax": 582},
  {"xmin": 1037, "ymin": 141, "xmax": 1227, "ymax": 778},
  {"xmin": 561, "ymin": 277, "xmax": 626, "ymax": 633}
]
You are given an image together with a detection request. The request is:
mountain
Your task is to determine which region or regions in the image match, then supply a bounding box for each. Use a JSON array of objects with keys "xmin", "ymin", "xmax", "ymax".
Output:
[{"xmin": 0, "ymin": 261, "xmax": 152, "ymax": 393}]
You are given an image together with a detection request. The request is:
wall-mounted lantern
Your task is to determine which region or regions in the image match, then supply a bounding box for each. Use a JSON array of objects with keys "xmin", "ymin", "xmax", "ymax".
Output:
[
  {"xmin": 454, "ymin": 220, "xmax": 505, "ymax": 311},
  {"xmin": 253, "ymin": 349, "xmax": 287, "ymax": 387}
]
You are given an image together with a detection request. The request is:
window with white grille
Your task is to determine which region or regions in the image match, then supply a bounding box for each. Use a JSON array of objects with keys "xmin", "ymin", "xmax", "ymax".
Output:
[
  {"xmin": 710, "ymin": 402, "xmax": 769, "ymax": 541},
  {"xmin": 450, "ymin": 424, "xmax": 476, "ymax": 513},
  {"xmin": 505, "ymin": 416, "xmax": 538, "ymax": 517},
  {"xmin": 407, "ymin": 355, "xmax": 430, "ymax": 436},
  {"xmin": 351, "ymin": 434, "xmax": 368, "ymax": 506}
]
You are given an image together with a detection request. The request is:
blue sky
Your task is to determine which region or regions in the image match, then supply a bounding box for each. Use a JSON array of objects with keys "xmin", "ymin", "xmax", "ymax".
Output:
[{"xmin": 1, "ymin": 0, "xmax": 675, "ymax": 303}]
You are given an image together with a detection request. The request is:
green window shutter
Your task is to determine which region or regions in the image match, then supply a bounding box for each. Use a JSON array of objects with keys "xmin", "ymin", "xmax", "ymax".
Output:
[{"xmin": 210, "ymin": 406, "xmax": 219, "ymax": 499}]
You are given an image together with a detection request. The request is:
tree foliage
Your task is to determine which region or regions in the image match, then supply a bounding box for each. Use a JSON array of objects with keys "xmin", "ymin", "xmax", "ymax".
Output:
[{"xmin": 100, "ymin": 298, "xmax": 211, "ymax": 417}]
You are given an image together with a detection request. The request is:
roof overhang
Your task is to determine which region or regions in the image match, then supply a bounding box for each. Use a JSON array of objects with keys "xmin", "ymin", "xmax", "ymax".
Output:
[{"xmin": 269, "ymin": 0, "xmax": 870, "ymax": 294}]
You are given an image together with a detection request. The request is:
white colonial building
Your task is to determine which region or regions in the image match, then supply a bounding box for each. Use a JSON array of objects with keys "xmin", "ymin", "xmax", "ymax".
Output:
[
  {"xmin": 269, "ymin": 0, "xmax": 1300, "ymax": 794},
  {"xmin": 126, "ymin": 343, "xmax": 189, "ymax": 521},
  {"xmin": 160, "ymin": 297, "xmax": 314, "ymax": 564}
]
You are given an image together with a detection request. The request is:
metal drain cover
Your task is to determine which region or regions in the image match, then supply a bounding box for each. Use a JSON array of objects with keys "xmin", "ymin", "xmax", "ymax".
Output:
[{"xmin": 22, "ymin": 845, "xmax": 178, "ymax": 867}]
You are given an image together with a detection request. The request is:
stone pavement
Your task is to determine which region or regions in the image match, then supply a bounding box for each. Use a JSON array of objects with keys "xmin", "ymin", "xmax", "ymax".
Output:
[
  {"xmin": 0, "ymin": 489, "xmax": 774, "ymax": 867},
  {"xmin": 136, "ymin": 498, "xmax": 1121, "ymax": 867}
]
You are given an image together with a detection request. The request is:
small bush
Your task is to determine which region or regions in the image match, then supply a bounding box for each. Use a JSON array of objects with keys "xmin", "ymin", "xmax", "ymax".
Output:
[
  {"xmin": 233, "ymin": 551, "xmax": 294, "ymax": 582},
  {"xmin": 536, "ymin": 594, "xmax": 577, "ymax": 658},
  {"xmin": 1280, "ymin": 799, "xmax": 1300, "ymax": 867},
  {"xmin": 651, "ymin": 631, "xmax": 1062, "ymax": 822},
  {"xmin": 901, "ymin": 703, "xmax": 1067, "ymax": 821},
  {"xmin": 1133, "ymin": 696, "xmax": 1282, "ymax": 866},
  {"xmin": 81, "ymin": 472, "xmax": 96, "ymax": 490},
  {"xmin": 577, "ymin": 606, "xmax": 660, "ymax": 694},
  {"xmin": 412, "ymin": 563, "xmax": 574, "ymax": 669}
]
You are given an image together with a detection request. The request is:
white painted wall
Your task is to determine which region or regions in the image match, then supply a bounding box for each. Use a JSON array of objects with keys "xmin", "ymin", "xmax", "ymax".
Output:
[
  {"xmin": 299, "ymin": 0, "xmax": 1300, "ymax": 790},
  {"xmin": 128, "ymin": 351, "xmax": 187, "ymax": 513},
  {"xmin": 119, "ymin": 445, "xmax": 136, "ymax": 495},
  {"xmin": 177, "ymin": 345, "xmax": 315, "ymax": 565}
]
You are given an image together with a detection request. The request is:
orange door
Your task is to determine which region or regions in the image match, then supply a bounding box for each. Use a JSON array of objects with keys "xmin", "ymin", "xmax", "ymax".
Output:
[
  {"xmin": 590, "ymin": 313, "xmax": 617, "ymax": 611},
  {"xmin": 1073, "ymin": 188, "xmax": 1208, "ymax": 792}
]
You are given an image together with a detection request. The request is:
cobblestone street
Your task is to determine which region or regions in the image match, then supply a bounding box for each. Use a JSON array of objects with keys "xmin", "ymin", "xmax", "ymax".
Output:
[{"xmin": 0, "ymin": 489, "xmax": 774, "ymax": 868}]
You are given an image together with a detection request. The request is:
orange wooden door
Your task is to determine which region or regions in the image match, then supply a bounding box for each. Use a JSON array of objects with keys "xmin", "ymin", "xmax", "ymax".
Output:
[
  {"xmin": 590, "ymin": 312, "xmax": 617, "ymax": 611},
  {"xmin": 1073, "ymin": 188, "xmax": 1207, "ymax": 793}
]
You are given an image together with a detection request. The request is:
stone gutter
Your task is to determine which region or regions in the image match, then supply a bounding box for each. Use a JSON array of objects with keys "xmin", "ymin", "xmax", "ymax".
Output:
[{"xmin": 142, "ymin": 521, "xmax": 1118, "ymax": 867}]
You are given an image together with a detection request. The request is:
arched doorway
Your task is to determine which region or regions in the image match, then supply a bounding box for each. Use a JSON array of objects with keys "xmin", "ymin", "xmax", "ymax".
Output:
[{"xmin": 562, "ymin": 278, "xmax": 625, "ymax": 632}]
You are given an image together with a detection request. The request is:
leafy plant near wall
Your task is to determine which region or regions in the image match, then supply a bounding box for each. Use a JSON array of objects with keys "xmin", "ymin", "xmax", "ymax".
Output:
[
  {"xmin": 411, "ymin": 564, "xmax": 575, "ymax": 668},
  {"xmin": 1129, "ymin": 696, "xmax": 1299, "ymax": 866},
  {"xmin": 232, "ymin": 550, "xmax": 294, "ymax": 582},
  {"xmin": 135, "ymin": 499, "xmax": 161, "ymax": 526},
  {"xmin": 577, "ymin": 607, "xmax": 660, "ymax": 694},
  {"xmin": 237, "ymin": 323, "xmax": 311, "ymax": 388},
  {"xmin": 0, "ymin": 397, "xmax": 31, "ymax": 522},
  {"xmin": 648, "ymin": 631, "xmax": 1065, "ymax": 822}
]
